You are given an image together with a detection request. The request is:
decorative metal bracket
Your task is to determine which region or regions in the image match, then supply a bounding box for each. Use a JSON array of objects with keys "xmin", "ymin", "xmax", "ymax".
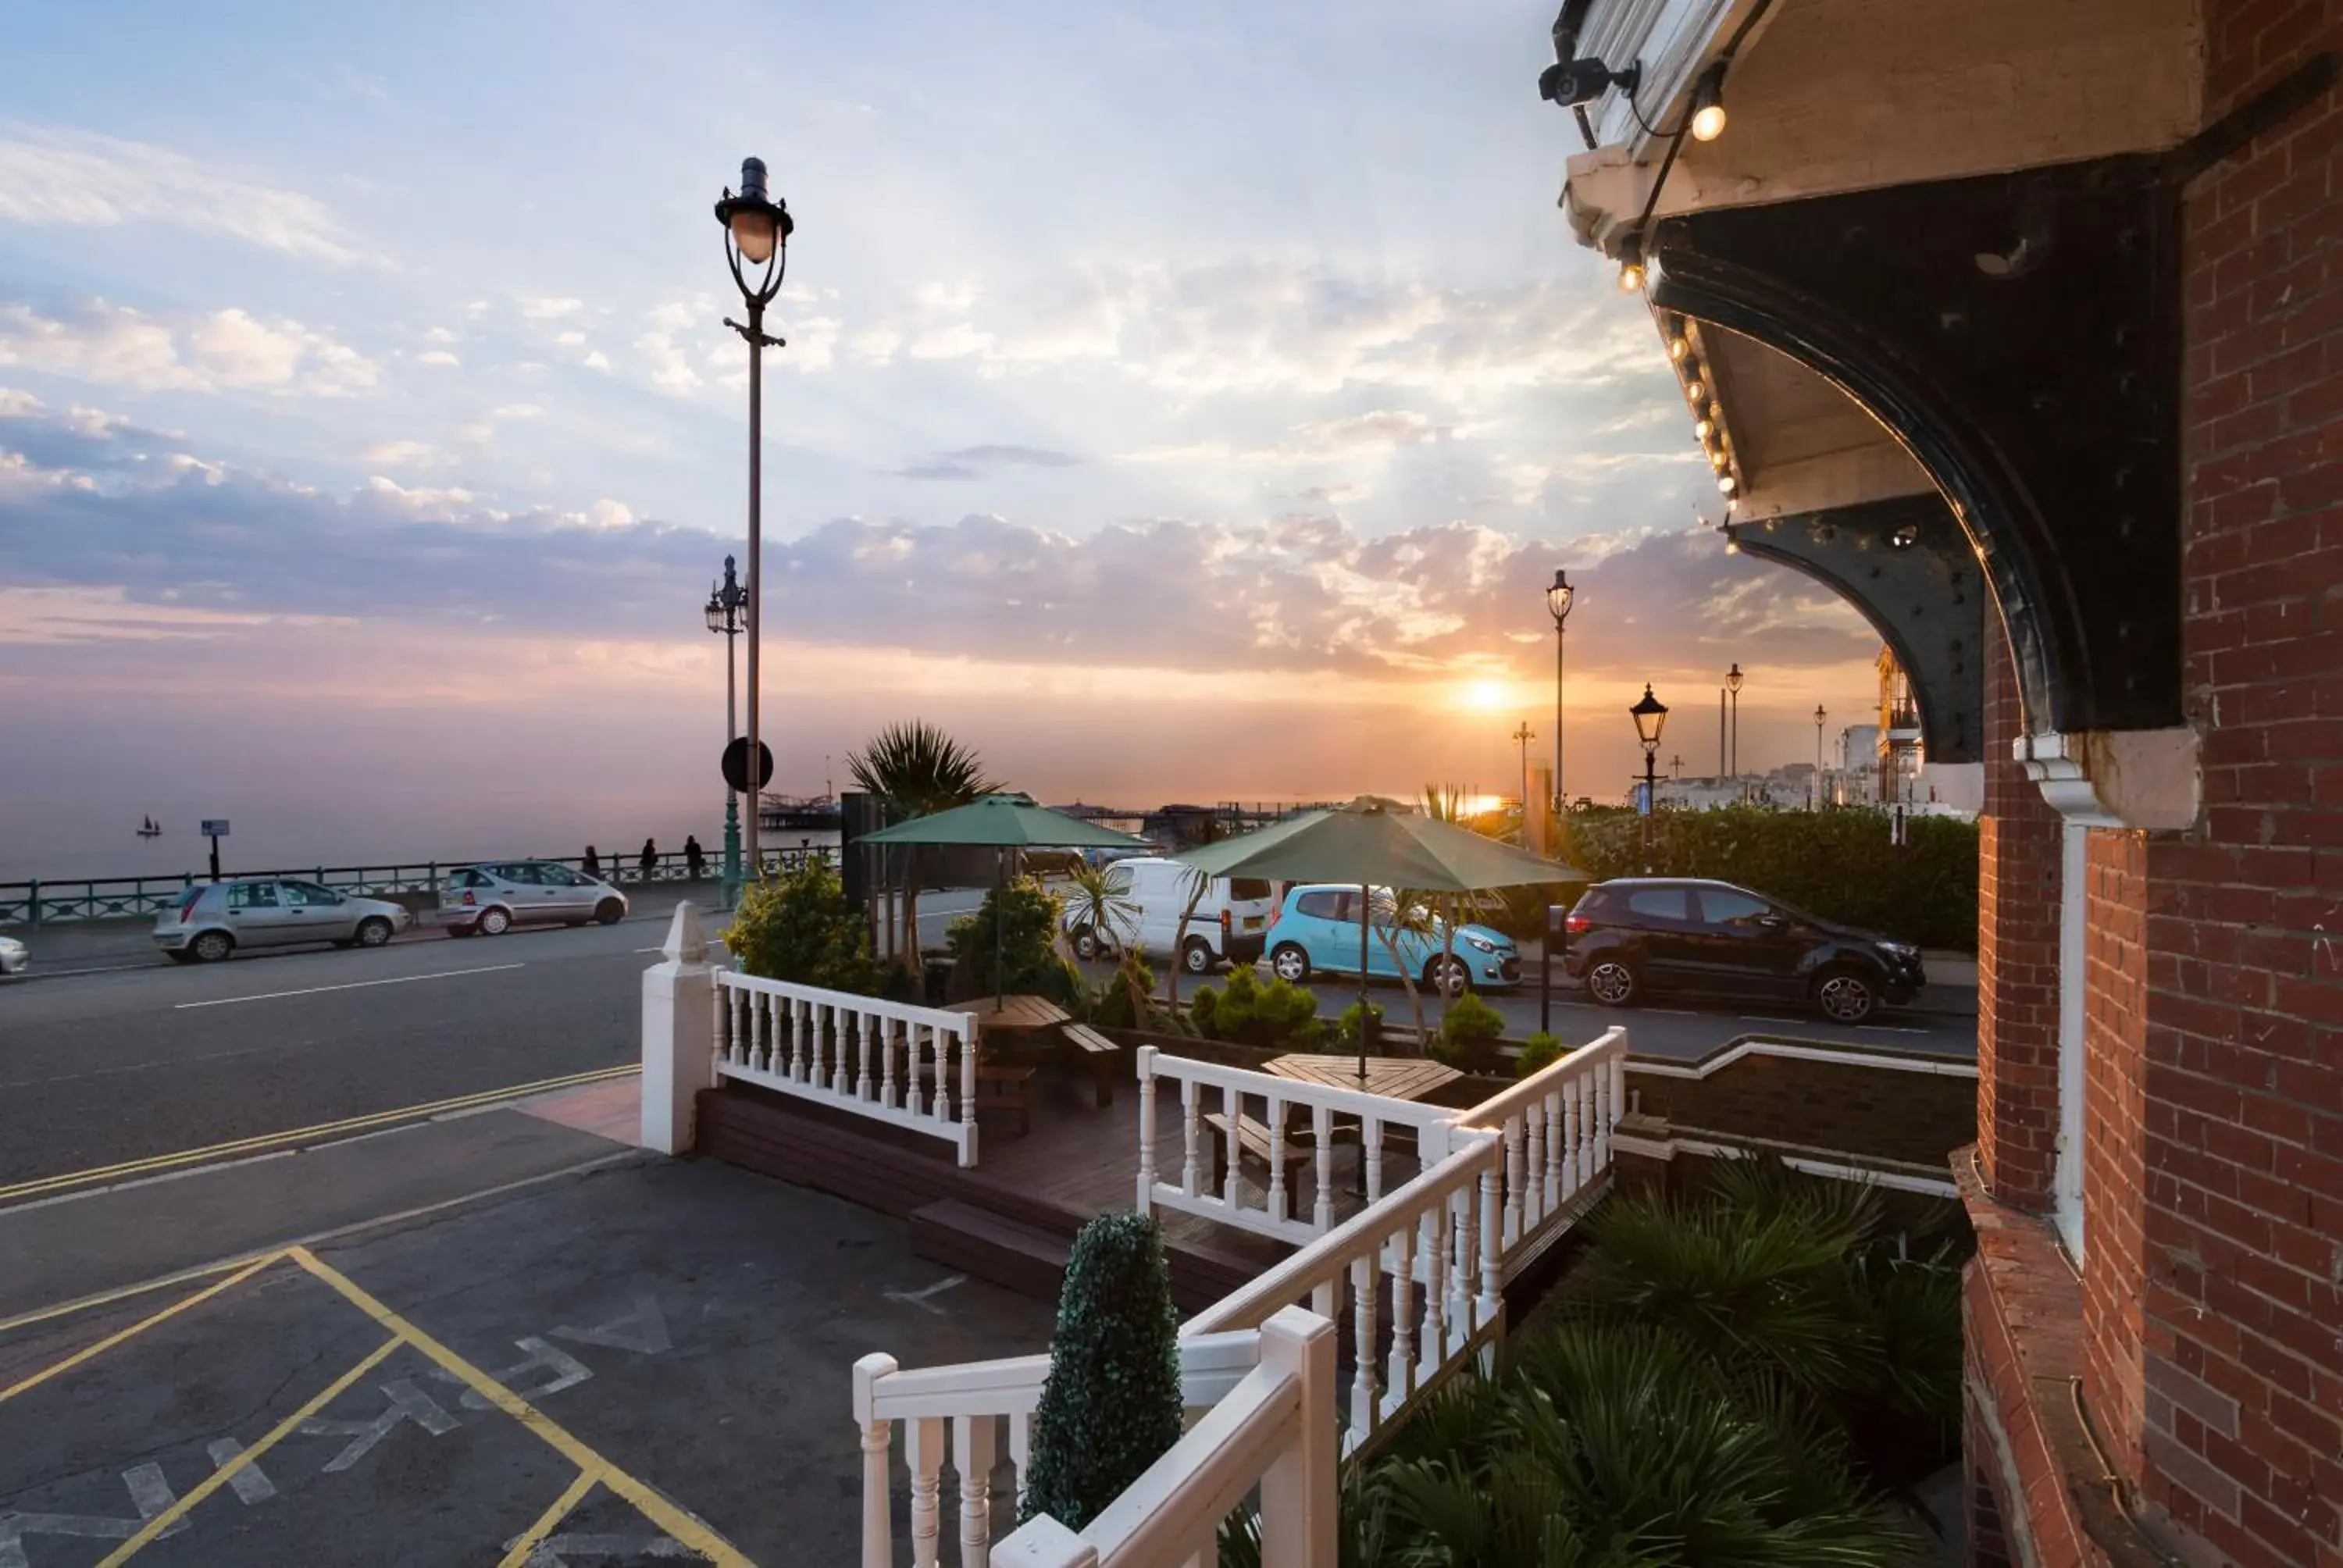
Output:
[
  {"xmin": 1648, "ymin": 154, "xmax": 2181, "ymax": 739},
  {"xmin": 1723, "ymin": 494, "xmax": 1983, "ymax": 764}
]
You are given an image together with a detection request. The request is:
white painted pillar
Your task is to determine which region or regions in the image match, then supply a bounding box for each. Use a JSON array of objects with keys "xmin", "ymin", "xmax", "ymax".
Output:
[
  {"xmin": 853, "ymin": 1353, "xmax": 897, "ymax": 1568},
  {"xmin": 640, "ymin": 902, "xmax": 716, "ymax": 1155},
  {"xmin": 1258, "ymin": 1305, "xmax": 1338, "ymax": 1568}
]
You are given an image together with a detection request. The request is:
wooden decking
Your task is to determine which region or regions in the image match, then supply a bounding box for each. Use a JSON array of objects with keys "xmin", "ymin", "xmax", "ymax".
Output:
[{"xmin": 697, "ymin": 1060, "xmax": 1312, "ymax": 1313}]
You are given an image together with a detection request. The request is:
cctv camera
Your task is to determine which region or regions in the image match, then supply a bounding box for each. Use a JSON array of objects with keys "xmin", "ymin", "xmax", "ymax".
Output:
[{"xmin": 1539, "ymin": 57, "xmax": 1638, "ymax": 108}]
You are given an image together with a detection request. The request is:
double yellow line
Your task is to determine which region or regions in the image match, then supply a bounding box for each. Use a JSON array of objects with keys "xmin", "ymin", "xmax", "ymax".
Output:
[{"xmin": 0, "ymin": 1064, "xmax": 640, "ymax": 1207}]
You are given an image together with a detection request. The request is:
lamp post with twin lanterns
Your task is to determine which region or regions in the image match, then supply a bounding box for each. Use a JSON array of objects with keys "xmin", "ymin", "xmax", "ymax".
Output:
[
  {"xmin": 1546, "ymin": 568, "xmax": 1574, "ymax": 820},
  {"xmin": 1725, "ymin": 661, "xmax": 1744, "ymax": 778},
  {"xmin": 1813, "ymin": 704, "xmax": 1828, "ymax": 811},
  {"xmin": 714, "ymin": 155, "xmax": 794, "ymax": 883},
  {"xmin": 1630, "ymin": 685, "xmax": 1669, "ymax": 874},
  {"xmin": 704, "ymin": 557, "xmax": 747, "ymax": 907}
]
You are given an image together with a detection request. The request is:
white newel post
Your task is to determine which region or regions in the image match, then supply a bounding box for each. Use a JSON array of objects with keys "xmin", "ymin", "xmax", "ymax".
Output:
[
  {"xmin": 854, "ymin": 1353, "xmax": 897, "ymax": 1568},
  {"xmin": 640, "ymin": 903, "xmax": 716, "ymax": 1155},
  {"xmin": 1257, "ymin": 1306, "xmax": 1338, "ymax": 1568}
]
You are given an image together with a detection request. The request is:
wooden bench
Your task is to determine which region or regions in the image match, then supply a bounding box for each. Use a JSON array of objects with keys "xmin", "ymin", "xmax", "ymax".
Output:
[
  {"xmin": 1059, "ymin": 1023, "xmax": 1120, "ymax": 1107},
  {"xmin": 972, "ymin": 1062, "xmax": 1036, "ymax": 1137},
  {"xmin": 1202, "ymin": 1111, "xmax": 1313, "ymax": 1191}
]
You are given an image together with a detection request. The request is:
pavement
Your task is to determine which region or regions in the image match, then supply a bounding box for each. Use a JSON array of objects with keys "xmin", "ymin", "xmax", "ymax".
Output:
[{"xmin": 0, "ymin": 1086, "xmax": 1054, "ymax": 1568}]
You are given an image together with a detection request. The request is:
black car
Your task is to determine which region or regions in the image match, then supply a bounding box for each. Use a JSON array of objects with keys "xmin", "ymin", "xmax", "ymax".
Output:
[{"xmin": 1559, "ymin": 878, "xmax": 1925, "ymax": 1024}]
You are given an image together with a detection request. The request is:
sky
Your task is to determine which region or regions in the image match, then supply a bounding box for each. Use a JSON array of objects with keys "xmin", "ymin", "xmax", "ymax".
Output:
[{"xmin": 0, "ymin": 0, "xmax": 1881, "ymax": 879}]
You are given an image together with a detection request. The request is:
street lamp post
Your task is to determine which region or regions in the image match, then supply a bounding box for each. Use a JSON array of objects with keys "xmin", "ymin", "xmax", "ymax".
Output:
[
  {"xmin": 1725, "ymin": 661, "xmax": 1744, "ymax": 778},
  {"xmin": 1671, "ymin": 754, "xmax": 1682, "ymax": 779},
  {"xmin": 1813, "ymin": 704, "xmax": 1828, "ymax": 811},
  {"xmin": 1630, "ymin": 686, "xmax": 1668, "ymax": 875},
  {"xmin": 704, "ymin": 557, "xmax": 747, "ymax": 907},
  {"xmin": 714, "ymin": 155, "xmax": 794, "ymax": 885},
  {"xmin": 1545, "ymin": 569, "xmax": 1574, "ymax": 821},
  {"xmin": 1510, "ymin": 721, "xmax": 1536, "ymax": 836}
]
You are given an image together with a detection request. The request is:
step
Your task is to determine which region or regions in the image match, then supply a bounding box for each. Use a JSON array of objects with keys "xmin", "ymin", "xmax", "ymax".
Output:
[{"xmin": 911, "ymin": 1199, "xmax": 1072, "ymax": 1303}]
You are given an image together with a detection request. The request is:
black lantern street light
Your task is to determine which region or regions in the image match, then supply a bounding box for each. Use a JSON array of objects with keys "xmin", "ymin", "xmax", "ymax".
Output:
[
  {"xmin": 714, "ymin": 156, "xmax": 794, "ymax": 882},
  {"xmin": 705, "ymin": 557, "xmax": 748, "ymax": 907},
  {"xmin": 1630, "ymin": 685, "xmax": 1668, "ymax": 874},
  {"xmin": 1724, "ymin": 661, "xmax": 1744, "ymax": 779},
  {"xmin": 1813, "ymin": 704, "xmax": 1828, "ymax": 811},
  {"xmin": 1545, "ymin": 568, "xmax": 1574, "ymax": 820}
]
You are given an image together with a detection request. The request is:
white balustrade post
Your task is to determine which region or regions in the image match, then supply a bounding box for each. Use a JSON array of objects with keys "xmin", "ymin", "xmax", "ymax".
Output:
[
  {"xmin": 856, "ymin": 1010, "xmax": 874, "ymax": 1101},
  {"xmin": 960, "ymin": 1021, "xmax": 981, "ymax": 1168},
  {"xmin": 1570, "ymin": 1074, "xmax": 1591, "ymax": 1189},
  {"xmin": 1476, "ymin": 1163, "xmax": 1503, "ymax": 1327},
  {"xmin": 1311, "ymin": 1103, "xmax": 1335, "ymax": 1233},
  {"xmin": 852, "ymin": 1353, "xmax": 897, "ymax": 1568},
  {"xmin": 908, "ymin": 1022, "xmax": 927, "ymax": 1117},
  {"xmin": 1180, "ymin": 1077, "xmax": 1201, "ymax": 1199},
  {"xmin": 1542, "ymin": 1092, "xmax": 1564, "ymax": 1210},
  {"xmin": 879, "ymin": 1016, "xmax": 897, "ymax": 1108},
  {"xmin": 833, "ymin": 1003, "xmax": 854, "ymax": 1095},
  {"xmin": 1136, "ymin": 1046, "xmax": 1158, "ymax": 1213},
  {"xmin": 790, "ymin": 996, "xmax": 808, "ymax": 1082},
  {"xmin": 956, "ymin": 1413, "xmax": 998, "ymax": 1566},
  {"xmin": 1349, "ymin": 1254, "xmax": 1377, "ymax": 1449},
  {"xmin": 907, "ymin": 1417, "xmax": 945, "ymax": 1568},
  {"xmin": 1363, "ymin": 1118, "xmax": 1385, "ymax": 1203},
  {"xmin": 1257, "ymin": 1306, "xmax": 1339, "ymax": 1568},
  {"xmin": 1606, "ymin": 1050, "xmax": 1626, "ymax": 1168},
  {"xmin": 640, "ymin": 903, "xmax": 715, "ymax": 1155},
  {"xmin": 1267, "ymin": 1095, "xmax": 1289, "ymax": 1225},
  {"xmin": 1382, "ymin": 1222, "xmax": 1414, "ymax": 1414},
  {"xmin": 1417, "ymin": 1202, "xmax": 1446, "ymax": 1374},
  {"xmin": 1502, "ymin": 1120, "xmax": 1526, "ymax": 1248},
  {"xmin": 1525, "ymin": 1103, "xmax": 1547, "ymax": 1229}
]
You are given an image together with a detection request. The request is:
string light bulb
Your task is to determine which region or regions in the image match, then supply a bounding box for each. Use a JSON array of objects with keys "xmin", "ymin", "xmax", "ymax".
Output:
[
  {"xmin": 1689, "ymin": 63, "xmax": 1728, "ymax": 142},
  {"xmin": 1619, "ymin": 260, "xmax": 1646, "ymax": 291},
  {"xmin": 1667, "ymin": 334, "xmax": 1689, "ymax": 361},
  {"xmin": 1717, "ymin": 473, "xmax": 1738, "ymax": 494},
  {"xmin": 1693, "ymin": 417, "xmax": 1714, "ymax": 440},
  {"xmin": 1686, "ymin": 379, "xmax": 1706, "ymax": 404}
]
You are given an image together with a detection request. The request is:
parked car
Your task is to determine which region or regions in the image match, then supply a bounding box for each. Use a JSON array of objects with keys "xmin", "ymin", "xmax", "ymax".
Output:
[
  {"xmin": 0, "ymin": 935, "xmax": 25, "ymax": 977},
  {"xmin": 1063, "ymin": 856, "xmax": 1275, "ymax": 975},
  {"xmin": 1264, "ymin": 885, "xmax": 1521, "ymax": 995},
  {"xmin": 440, "ymin": 861, "xmax": 628, "ymax": 936},
  {"xmin": 1559, "ymin": 877, "xmax": 1925, "ymax": 1024},
  {"xmin": 153, "ymin": 879, "xmax": 413, "ymax": 963}
]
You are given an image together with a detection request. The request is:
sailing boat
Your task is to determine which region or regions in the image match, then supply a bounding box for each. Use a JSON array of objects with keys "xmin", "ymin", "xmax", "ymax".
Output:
[{"xmin": 137, "ymin": 816, "xmax": 161, "ymax": 839}]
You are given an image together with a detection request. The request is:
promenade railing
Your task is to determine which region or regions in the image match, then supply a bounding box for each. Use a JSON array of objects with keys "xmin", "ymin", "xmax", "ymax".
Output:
[{"xmin": 1, "ymin": 845, "xmax": 838, "ymax": 928}]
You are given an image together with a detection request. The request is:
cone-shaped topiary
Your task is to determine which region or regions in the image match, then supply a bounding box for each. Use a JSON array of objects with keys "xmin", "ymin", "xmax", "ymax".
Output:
[{"xmin": 1019, "ymin": 1213, "xmax": 1185, "ymax": 1531}]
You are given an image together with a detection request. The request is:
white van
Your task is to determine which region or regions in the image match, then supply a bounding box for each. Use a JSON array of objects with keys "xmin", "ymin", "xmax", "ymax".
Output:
[{"xmin": 1065, "ymin": 857, "xmax": 1277, "ymax": 975}]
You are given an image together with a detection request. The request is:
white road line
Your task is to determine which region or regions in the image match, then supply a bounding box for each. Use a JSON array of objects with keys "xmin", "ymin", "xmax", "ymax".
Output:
[
  {"xmin": 1740, "ymin": 1016, "xmax": 1807, "ymax": 1025},
  {"xmin": 173, "ymin": 964, "xmax": 524, "ymax": 1010}
]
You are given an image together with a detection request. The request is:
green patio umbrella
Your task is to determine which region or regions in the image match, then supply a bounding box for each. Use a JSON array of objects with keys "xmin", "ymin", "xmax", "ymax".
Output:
[
  {"xmin": 1175, "ymin": 796, "xmax": 1587, "ymax": 1077},
  {"xmin": 858, "ymin": 794, "xmax": 1153, "ymax": 1004}
]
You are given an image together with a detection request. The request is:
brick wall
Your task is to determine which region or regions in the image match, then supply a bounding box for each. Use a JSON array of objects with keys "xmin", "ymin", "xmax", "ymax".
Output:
[
  {"xmin": 2082, "ymin": 830, "xmax": 2149, "ymax": 1484},
  {"xmin": 1977, "ymin": 625, "xmax": 2065, "ymax": 1208},
  {"xmin": 2138, "ymin": 2, "xmax": 2343, "ymax": 1561}
]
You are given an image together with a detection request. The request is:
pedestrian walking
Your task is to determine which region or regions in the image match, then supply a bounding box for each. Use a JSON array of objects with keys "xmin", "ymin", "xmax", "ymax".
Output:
[
  {"xmin": 684, "ymin": 835, "xmax": 706, "ymax": 881},
  {"xmin": 640, "ymin": 838, "xmax": 658, "ymax": 879},
  {"xmin": 583, "ymin": 846, "xmax": 601, "ymax": 879}
]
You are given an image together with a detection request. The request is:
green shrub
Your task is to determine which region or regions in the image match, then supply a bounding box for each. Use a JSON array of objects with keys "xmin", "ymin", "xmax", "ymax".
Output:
[
  {"xmin": 1553, "ymin": 804, "xmax": 1978, "ymax": 951},
  {"xmin": 1514, "ymin": 1031, "xmax": 1562, "ymax": 1078},
  {"xmin": 1334, "ymin": 999, "xmax": 1385, "ymax": 1049},
  {"xmin": 722, "ymin": 857, "xmax": 891, "ymax": 996},
  {"xmin": 1424, "ymin": 990, "xmax": 1506, "ymax": 1071},
  {"xmin": 1086, "ymin": 950, "xmax": 1161, "ymax": 1031},
  {"xmin": 946, "ymin": 878, "xmax": 1079, "ymax": 1005},
  {"xmin": 1022, "ymin": 1213, "xmax": 1184, "ymax": 1531},
  {"xmin": 1189, "ymin": 965, "xmax": 1321, "ymax": 1049}
]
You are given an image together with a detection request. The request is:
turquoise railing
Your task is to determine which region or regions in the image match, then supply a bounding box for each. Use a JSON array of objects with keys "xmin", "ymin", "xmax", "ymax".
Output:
[{"xmin": 0, "ymin": 844, "xmax": 837, "ymax": 928}]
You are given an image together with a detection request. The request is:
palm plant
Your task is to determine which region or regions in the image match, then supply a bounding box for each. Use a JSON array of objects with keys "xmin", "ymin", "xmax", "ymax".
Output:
[
  {"xmin": 846, "ymin": 720, "xmax": 1000, "ymax": 966},
  {"xmin": 1061, "ymin": 859, "xmax": 1147, "ymax": 1021}
]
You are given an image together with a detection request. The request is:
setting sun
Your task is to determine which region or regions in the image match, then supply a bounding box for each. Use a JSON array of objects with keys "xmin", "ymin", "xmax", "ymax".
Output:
[{"xmin": 1458, "ymin": 678, "xmax": 1512, "ymax": 712}]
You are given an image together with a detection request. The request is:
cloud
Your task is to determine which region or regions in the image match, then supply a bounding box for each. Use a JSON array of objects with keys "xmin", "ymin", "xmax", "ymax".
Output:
[
  {"xmin": 1125, "ymin": 409, "xmax": 1450, "ymax": 467},
  {"xmin": 519, "ymin": 297, "xmax": 584, "ymax": 320},
  {"xmin": 0, "ymin": 127, "xmax": 356, "ymax": 262},
  {"xmin": 0, "ymin": 299, "xmax": 377, "ymax": 395},
  {"xmin": 851, "ymin": 262, "xmax": 1655, "ymax": 400},
  {"xmin": 359, "ymin": 440, "xmax": 437, "ymax": 468},
  {"xmin": 416, "ymin": 350, "xmax": 461, "ymax": 368},
  {"xmin": 895, "ymin": 444, "xmax": 1082, "ymax": 481}
]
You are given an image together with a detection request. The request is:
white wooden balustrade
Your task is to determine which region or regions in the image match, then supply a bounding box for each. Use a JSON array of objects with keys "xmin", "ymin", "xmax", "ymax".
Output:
[
  {"xmin": 1131, "ymin": 1047, "xmax": 1458, "ymax": 1246},
  {"xmin": 713, "ymin": 969, "xmax": 982, "ymax": 1166},
  {"xmin": 1455, "ymin": 1027, "xmax": 1628, "ymax": 1259},
  {"xmin": 853, "ymin": 1025, "xmax": 1632, "ymax": 1568}
]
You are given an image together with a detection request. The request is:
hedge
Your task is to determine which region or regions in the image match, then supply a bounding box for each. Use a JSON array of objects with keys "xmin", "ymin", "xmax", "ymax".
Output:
[
  {"xmin": 1557, "ymin": 805, "xmax": 1978, "ymax": 951},
  {"xmin": 1471, "ymin": 806, "xmax": 1977, "ymax": 952}
]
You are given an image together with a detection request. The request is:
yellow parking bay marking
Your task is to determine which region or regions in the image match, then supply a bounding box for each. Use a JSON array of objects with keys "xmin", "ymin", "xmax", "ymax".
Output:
[
  {"xmin": 497, "ymin": 1467, "xmax": 606, "ymax": 1568},
  {"xmin": 95, "ymin": 1335, "xmax": 402, "ymax": 1566},
  {"xmin": 287, "ymin": 1247, "xmax": 750, "ymax": 1567},
  {"xmin": 173, "ymin": 962, "xmax": 526, "ymax": 1010},
  {"xmin": 0, "ymin": 1253, "xmax": 284, "ymax": 1406},
  {"xmin": 0, "ymin": 1064, "xmax": 639, "ymax": 1206}
]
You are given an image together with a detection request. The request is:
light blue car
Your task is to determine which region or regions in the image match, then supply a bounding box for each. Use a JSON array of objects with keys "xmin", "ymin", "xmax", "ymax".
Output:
[{"xmin": 1264, "ymin": 884, "xmax": 1522, "ymax": 994}]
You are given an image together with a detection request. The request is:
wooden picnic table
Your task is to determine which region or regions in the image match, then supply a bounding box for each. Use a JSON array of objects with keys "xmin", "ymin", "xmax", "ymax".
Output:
[
  {"xmin": 945, "ymin": 993, "xmax": 1072, "ymax": 1033},
  {"xmin": 1263, "ymin": 1053, "xmax": 1462, "ymax": 1103}
]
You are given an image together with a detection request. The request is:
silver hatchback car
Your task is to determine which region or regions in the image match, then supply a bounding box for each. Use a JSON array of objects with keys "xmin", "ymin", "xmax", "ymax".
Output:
[
  {"xmin": 155, "ymin": 879, "xmax": 414, "ymax": 963},
  {"xmin": 440, "ymin": 861, "xmax": 628, "ymax": 936}
]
